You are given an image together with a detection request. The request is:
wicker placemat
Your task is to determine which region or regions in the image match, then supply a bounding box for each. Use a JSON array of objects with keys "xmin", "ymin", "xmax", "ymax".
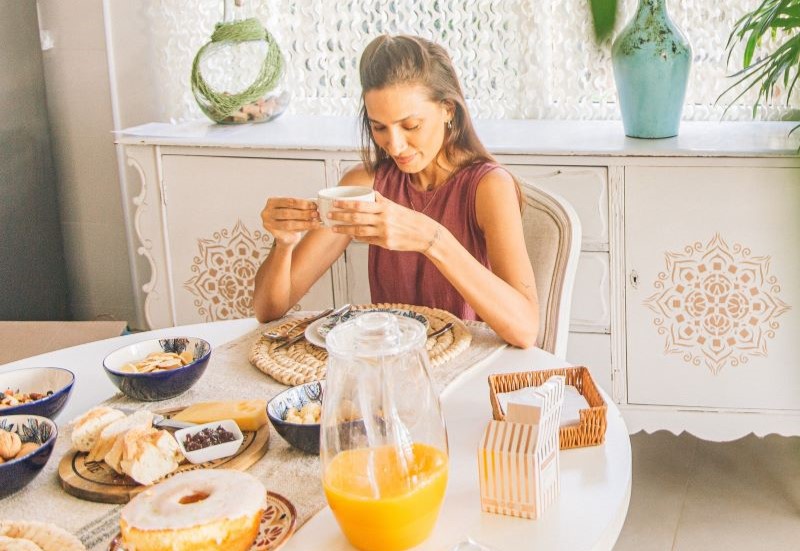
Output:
[{"xmin": 249, "ymin": 304, "xmax": 472, "ymax": 385}]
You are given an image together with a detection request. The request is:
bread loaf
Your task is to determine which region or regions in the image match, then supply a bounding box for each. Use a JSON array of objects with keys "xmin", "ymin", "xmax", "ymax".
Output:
[
  {"xmin": 70, "ymin": 406, "xmax": 125, "ymax": 452},
  {"xmin": 0, "ymin": 521, "xmax": 85, "ymax": 551},
  {"xmin": 0, "ymin": 534, "xmax": 44, "ymax": 550},
  {"xmin": 86, "ymin": 410, "xmax": 153, "ymax": 463},
  {"xmin": 119, "ymin": 427, "xmax": 182, "ymax": 486}
]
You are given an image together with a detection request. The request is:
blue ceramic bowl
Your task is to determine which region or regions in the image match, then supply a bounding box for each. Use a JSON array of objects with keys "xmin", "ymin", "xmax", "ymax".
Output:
[
  {"xmin": 0, "ymin": 367, "xmax": 74, "ymax": 419},
  {"xmin": 103, "ymin": 337, "xmax": 212, "ymax": 402},
  {"xmin": 267, "ymin": 380, "xmax": 323, "ymax": 454},
  {"xmin": 0, "ymin": 414, "xmax": 57, "ymax": 499}
]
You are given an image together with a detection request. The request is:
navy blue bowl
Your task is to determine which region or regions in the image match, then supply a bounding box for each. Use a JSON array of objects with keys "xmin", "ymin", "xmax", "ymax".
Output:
[
  {"xmin": 103, "ymin": 337, "xmax": 212, "ymax": 402},
  {"xmin": 0, "ymin": 367, "xmax": 74, "ymax": 419},
  {"xmin": 0, "ymin": 414, "xmax": 57, "ymax": 499},
  {"xmin": 267, "ymin": 380, "xmax": 323, "ymax": 454}
]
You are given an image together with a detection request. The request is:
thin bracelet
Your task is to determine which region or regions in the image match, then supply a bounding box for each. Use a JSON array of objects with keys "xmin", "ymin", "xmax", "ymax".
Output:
[{"xmin": 422, "ymin": 226, "xmax": 441, "ymax": 254}]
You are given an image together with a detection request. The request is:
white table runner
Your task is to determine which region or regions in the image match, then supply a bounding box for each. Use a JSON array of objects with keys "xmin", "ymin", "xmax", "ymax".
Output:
[{"xmin": 0, "ymin": 321, "xmax": 505, "ymax": 550}]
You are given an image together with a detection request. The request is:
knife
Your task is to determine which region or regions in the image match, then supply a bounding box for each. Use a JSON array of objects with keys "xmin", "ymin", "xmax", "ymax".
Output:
[
  {"xmin": 274, "ymin": 303, "xmax": 351, "ymax": 351},
  {"xmin": 118, "ymin": 408, "xmax": 196, "ymax": 430}
]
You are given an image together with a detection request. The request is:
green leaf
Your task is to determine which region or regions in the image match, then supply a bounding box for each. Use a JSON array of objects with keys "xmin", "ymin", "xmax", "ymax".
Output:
[
  {"xmin": 589, "ymin": 0, "xmax": 618, "ymax": 42},
  {"xmin": 720, "ymin": 0, "xmax": 800, "ymax": 121}
]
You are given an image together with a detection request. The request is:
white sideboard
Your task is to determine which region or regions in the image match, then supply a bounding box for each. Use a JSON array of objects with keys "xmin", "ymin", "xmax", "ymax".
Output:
[{"xmin": 118, "ymin": 117, "xmax": 800, "ymax": 440}]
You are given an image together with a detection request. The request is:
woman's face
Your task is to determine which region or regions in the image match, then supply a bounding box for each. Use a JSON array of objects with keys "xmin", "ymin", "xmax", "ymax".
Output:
[{"xmin": 364, "ymin": 83, "xmax": 450, "ymax": 174}]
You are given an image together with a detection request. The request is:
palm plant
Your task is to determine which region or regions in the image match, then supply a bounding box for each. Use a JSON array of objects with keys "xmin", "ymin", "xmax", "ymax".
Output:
[{"xmin": 719, "ymin": 0, "xmax": 800, "ymax": 134}]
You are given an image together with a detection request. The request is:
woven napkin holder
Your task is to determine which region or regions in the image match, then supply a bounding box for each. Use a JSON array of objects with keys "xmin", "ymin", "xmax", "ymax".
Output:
[
  {"xmin": 488, "ymin": 366, "xmax": 607, "ymax": 450},
  {"xmin": 478, "ymin": 375, "xmax": 564, "ymax": 520}
]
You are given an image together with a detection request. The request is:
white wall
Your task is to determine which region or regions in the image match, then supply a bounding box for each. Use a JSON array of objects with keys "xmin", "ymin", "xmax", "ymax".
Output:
[
  {"xmin": 1, "ymin": 0, "xmax": 70, "ymax": 319},
  {"xmin": 36, "ymin": 0, "xmax": 148, "ymax": 327}
]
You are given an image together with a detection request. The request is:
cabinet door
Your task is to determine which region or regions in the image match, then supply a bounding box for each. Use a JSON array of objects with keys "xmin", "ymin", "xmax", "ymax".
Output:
[
  {"xmin": 162, "ymin": 155, "xmax": 333, "ymax": 325},
  {"xmin": 571, "ymin": 252, "xmax": 610, "ymax": 332},
  {"xmin": 566, "ymin": 333, "xmax": 612, "ymax": 396},
  {"xmin": 511, "ymin": 165, "xmax": 608, "ymax": 249},
  {"xmin": 626, "ymin": 166, "xmax": 799, "ymax": 410}
]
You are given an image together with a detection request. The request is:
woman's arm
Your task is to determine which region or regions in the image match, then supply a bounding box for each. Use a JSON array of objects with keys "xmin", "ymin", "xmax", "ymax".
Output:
[
  {"xmin": 252, "ymin": 166, "xmax": 374, "ymax": 322},
  {"xmin": 425, "ymin": 168, "xmax": 539, "ymax": 347}
]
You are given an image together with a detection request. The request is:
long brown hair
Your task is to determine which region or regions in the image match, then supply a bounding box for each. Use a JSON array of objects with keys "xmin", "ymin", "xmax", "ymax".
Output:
[
  {"xmin": 358, "ymin": 34, "xmax": 494, "ymax": 174},
  {"xmin": 357, "ymin": 35, "xmax": 523, "ymax": 210}
]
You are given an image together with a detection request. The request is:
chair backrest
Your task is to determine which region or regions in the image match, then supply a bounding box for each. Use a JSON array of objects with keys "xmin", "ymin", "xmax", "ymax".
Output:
[{"xmin": 518, "ymin": 181, "xmax": 581, "ymax": 358}]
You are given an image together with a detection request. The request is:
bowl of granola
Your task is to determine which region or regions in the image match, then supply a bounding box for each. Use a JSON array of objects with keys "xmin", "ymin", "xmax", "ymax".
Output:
[
  {"xmin": 103, "ymin": 337, "xmax": 212, "ymax": 402},
  {"xmin": 0, "ymin": 367, "xmax": 74, "ymax": 420}
]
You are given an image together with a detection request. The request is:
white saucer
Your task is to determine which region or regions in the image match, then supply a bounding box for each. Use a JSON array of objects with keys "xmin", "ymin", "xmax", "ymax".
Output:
[
  {"xmin": 303, "ymin": 308, "xmax": 429, "ymax": 349},
  {"xmin": 304, "ymin": 318, "xmax": 329, "ymax": 349}
]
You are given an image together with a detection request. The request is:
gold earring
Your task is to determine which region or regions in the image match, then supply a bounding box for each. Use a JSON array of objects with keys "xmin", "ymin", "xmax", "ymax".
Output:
[{"xmin": 447, "ymin": 120, "xmax": 452, "ymax": 131}]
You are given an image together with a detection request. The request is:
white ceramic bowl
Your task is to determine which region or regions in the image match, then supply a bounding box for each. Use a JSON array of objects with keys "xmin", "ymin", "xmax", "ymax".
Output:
[{"xmin": 174, "ymin": 419, "xmax": 243, "ymax": 464}]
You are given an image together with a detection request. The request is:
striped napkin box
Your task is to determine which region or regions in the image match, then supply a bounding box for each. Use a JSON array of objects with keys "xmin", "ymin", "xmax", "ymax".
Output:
[{"xmin": 478, "ymin": 375, "xmax": 565, "ymax": 519}]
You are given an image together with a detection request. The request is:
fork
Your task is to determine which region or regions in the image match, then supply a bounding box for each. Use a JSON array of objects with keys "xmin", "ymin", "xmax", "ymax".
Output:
[
  {"xmin": 262, "ymin": 307, "xmax": 336, "ymax": 341},
  {"xmin": 427, "ymin": 322, "xmax": 454, "ymax": 340},
  {"xmin": 271, "ymin": 304, "xmax": 352, "ymax": 350}
]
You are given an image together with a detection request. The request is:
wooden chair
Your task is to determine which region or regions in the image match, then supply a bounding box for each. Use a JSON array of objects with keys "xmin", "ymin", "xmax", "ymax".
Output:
[{"xmin": 519, "ymin": 181, "xmax": 581, "ymax": 358}]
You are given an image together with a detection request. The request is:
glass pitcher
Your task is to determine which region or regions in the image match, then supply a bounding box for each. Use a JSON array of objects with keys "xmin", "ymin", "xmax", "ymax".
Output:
[{"xmin": 321, "ymin": 312, "xmax": 449, "ymax": 551}]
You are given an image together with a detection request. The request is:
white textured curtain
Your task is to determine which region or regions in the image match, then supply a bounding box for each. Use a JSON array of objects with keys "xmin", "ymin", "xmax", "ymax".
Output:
[{"xmin": 145, "ymin": 0, "xmax": 798, "ymax": 123}]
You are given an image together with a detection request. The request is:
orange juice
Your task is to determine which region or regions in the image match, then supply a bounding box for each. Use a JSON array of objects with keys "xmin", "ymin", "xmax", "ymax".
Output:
[{"xmin": 323, "ymin": 443, "xmax": 448, "ymax": 551}]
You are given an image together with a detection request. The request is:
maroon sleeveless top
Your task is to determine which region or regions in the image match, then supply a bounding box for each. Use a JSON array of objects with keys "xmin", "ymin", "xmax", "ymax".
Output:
[{"xmin": 368, "ymin": 160, "xmax": 499, "ymax": 320}]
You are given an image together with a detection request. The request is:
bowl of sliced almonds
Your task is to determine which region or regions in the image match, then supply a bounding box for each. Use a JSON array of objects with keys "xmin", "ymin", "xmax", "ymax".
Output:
[{"xmin": 102, "ymin": 337, "xmax": 212, "ymax": 402}]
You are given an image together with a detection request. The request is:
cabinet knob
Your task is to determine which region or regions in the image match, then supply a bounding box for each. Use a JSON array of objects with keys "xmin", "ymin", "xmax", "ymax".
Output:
[{"xmin": 630, "ymin": 270, "xmax": 639, "ymax": 289}]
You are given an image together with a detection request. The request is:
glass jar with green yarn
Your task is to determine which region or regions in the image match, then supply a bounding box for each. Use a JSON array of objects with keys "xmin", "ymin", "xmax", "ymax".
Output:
[{"xmin": 191, "ymin": 0, "xmax": 290, "ymax": 124}]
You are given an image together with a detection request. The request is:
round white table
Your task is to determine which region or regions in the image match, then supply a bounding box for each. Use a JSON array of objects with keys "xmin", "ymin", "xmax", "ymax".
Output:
[{"xmin": 1, "ymin": 319, "xmax": 631, "ymax": 551}]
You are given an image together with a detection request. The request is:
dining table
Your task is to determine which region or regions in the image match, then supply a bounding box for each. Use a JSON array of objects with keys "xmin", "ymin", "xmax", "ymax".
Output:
[{"xmin": 0, "ymin": 318, "xmax": 631, "ymax": 551}]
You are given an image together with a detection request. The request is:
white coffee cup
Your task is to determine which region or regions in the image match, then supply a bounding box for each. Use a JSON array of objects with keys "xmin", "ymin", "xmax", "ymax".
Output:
[{"xmin": 314, "ymin": 186, "xmax": 375, "ymax": 227}]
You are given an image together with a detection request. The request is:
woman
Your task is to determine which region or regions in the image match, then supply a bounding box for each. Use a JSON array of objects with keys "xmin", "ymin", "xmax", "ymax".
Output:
[{"xmin": 254, "ymin": 34, "xmax": 538, "ymax": 347}]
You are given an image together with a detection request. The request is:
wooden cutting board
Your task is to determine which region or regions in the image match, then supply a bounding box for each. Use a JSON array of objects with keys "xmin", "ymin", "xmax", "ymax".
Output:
[{"xmin": 58, "ymin": 407, "xmax": 270, "ymax": 504}]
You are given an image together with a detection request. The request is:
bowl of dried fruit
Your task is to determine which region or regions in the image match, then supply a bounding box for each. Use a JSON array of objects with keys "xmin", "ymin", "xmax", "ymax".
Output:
[
  {"xmin": 0, "ymin": 367, "xmax": 74, "ymax": 419},
  {"xmin": 174, "ymin": 420, "xmax": 244, "ymax": 464},
  {"xmin": 0, "ymin": 414, "xmax": 57, "ymax": 499},
  {"xmin": 267, "ymin": 380, "xmax": 323, "ymax": 454},
  {"xmin": 103, "ymin": 337, "xmax": 212, "ymax": 402}
]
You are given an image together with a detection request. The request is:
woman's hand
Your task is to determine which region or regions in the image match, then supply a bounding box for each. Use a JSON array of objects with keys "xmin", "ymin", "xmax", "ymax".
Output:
[
  {"xmin": 260, "ymin": 197, "xmax": 321, "ymax": 247},
  {"xmin": 327, "ymin": 192, "xmax": 439, "ymax": 253}
]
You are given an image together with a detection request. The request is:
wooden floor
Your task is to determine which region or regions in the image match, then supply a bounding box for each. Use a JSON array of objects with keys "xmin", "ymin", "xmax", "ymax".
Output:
[
  {"xmin": 0, "ymin": 321, "xmax": 128, "ymax": 365},
  {"xmin": 614, "ymin": 431, "xmax": 800, "ymax": 551}
]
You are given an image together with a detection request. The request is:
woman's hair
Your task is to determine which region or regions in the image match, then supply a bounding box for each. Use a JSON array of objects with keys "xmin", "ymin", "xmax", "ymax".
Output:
[{"xmin": 358, "ymin": 34, "xmax": 494, "ymax": 174}]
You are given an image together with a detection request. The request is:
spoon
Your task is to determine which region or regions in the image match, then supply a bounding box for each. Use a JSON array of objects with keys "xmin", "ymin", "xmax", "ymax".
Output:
[{"xmin": 262, "ymin": 305, "xmax": 348, "ymax": 341}]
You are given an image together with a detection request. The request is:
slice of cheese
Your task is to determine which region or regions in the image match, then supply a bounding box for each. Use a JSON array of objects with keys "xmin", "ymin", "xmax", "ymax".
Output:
[{"xmin": 172, "ymin": 400, "xmax": 267, "ymax": 432}]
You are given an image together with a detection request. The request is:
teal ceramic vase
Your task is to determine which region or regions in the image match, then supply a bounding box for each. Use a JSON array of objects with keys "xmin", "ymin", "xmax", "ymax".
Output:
[{"xmin": 611, "ymin": 0, "xmax": 692, "ymax": 138}]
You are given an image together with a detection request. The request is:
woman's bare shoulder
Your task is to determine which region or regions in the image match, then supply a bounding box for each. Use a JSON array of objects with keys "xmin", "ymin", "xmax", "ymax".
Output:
[
  {"xmin": 475, "ymin": 165, "xmax": 517, "ymax": 200},
  {"xmin": 474, "ymin": 165, "xmax": 521, "ymax": 226},
  {"xmin": 340, "ymin": 162, "xmax": 375, "ymax": 188}
]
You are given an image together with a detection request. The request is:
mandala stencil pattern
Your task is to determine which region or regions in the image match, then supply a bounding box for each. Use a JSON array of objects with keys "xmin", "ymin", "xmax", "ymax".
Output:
[
  {"xmin": 184, "ymin": 221, "xmax": 272, "ymax": 321},
  {"xmin": 644, "ymin": 234, "xmax": 790, "ymax": 374}
]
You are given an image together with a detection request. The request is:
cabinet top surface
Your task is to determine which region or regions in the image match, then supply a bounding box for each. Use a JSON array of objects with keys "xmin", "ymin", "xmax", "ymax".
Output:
[{"xmin": 117, "ymin": 116, "xmax": 800, "ymax": 157}]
